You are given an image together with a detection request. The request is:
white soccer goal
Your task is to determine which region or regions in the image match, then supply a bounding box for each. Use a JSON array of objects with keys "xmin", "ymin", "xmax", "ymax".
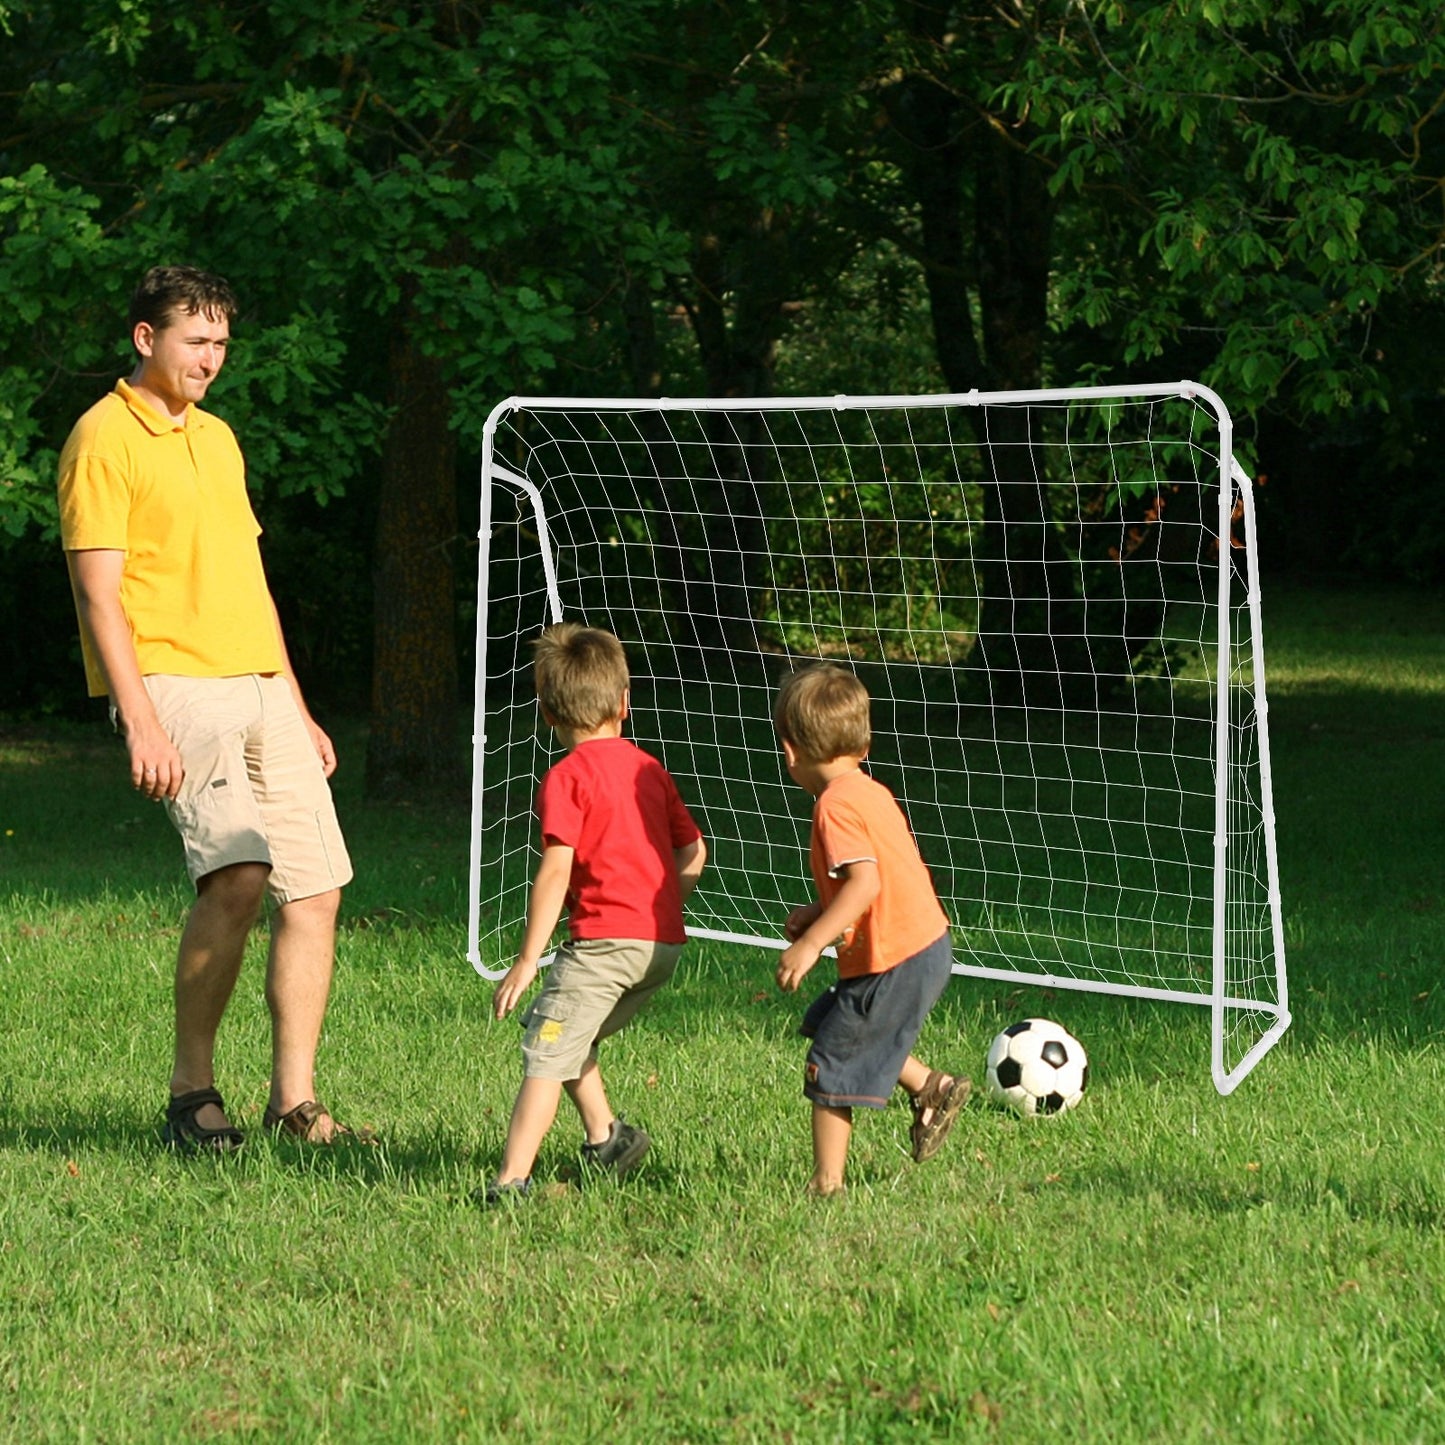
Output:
[{"xmin": 467, "ymin": 383, "xmax": 1289, "ymax": 1094}]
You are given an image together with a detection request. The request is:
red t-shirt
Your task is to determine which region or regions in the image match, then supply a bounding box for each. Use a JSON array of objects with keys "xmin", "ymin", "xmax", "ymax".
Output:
[
  {"xmin": 537, "ymin": 737, "xmax": 702, "ymax": 944},
  {"xmin": 810, "ymin": 768, "xmax": 950, "ymax": 979}
]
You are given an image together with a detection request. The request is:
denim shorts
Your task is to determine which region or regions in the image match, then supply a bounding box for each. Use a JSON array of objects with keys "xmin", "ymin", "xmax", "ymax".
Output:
[{"xmin": 800, "ymin": 932, "xmax": 953, "ymax": 1110}]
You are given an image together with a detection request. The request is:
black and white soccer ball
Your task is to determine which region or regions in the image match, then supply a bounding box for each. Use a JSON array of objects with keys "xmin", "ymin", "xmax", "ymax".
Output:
[{"xmin": 985, "ymin": 1018, "xmax": 1089, "ymax": 1117}]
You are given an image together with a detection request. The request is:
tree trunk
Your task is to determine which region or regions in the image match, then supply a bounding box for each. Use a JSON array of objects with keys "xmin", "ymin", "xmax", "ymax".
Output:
[
  {"xmin": 365, "ymin": 313, "xmax": 460, "ymax": 797},
  {"xmin": 970, "ymin": 122, "xmax": 1086, "ymax": 706},
  {"xmin": 885, "ymin": 70, "xmax": 986, "ymax": 395},
  {"xmin": 890, "ymin": 42, "xmax": 1085, "ymax": 705},
  {"xmin": 666, "ymin": 217, "xmax": 790, "ymax": 665}
]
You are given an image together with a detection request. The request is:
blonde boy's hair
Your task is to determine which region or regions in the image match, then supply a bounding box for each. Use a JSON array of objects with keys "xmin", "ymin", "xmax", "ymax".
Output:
[
  {"xmin": 774, "ymin": 663, "xmax": 871, "ymax": 762},
  {"xmin": 532, "ymin": 622, "xmax": 630, "ymax": 730}
]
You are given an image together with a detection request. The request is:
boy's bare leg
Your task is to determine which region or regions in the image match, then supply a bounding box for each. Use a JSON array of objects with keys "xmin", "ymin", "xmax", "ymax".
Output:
[
  {"xmin": 563, "ymin": 1057, "xmax": 614, "ymax": 1145},
  {"xmin": 171, "ymin": 862, "xmax": 268, "ymax": 1129},
  {"xmin": 265, "ymin": 887, "xmax": 341, "ymax": 1135},
  {"xmin": 497, "ymin": 1076, "xmax": 564, "ymax": 1182},
  {"xmin": 810, "ymin": 1102, "xmax": 852, "ymax": 1195}
]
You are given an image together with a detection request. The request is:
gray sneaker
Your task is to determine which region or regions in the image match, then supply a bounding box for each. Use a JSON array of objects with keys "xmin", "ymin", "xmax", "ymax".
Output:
[
  {"xmin": 475, "ymin": 1177, "xmax": 531, "ymax": 1207},
  {"xmin": 580, "ymin": 1117, "xmax": 650, "ymax": 1179}
]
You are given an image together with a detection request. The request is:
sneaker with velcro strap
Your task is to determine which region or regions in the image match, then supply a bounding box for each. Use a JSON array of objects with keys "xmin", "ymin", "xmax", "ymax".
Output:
[{"xmin": 580, "ymin": 1116, "xmax": 650, "ymax": 1179}]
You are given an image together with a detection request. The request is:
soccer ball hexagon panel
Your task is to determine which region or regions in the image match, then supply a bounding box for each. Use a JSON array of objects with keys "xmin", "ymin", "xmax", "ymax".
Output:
[{"xmin": 985, "ymin": 1018, "xmax": 1089, "ymax": 1117}]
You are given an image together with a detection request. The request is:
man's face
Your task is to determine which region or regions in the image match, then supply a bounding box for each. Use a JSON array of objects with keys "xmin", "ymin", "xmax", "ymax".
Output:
[{"xmin": 132, "ymin": 306, "xmax": 230, "ymax": 417}]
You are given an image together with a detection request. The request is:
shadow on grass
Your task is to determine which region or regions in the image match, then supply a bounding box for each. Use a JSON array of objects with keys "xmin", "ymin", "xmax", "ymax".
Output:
[
  {"xmin": 1079, "ymin": 1160, "xmax": 1445, "ymax": 1233},
  {"xmin": 0, "ymin": 1111, "xmax": 164, "ymax": 1159},
  {"xmin": 0, "ymin": 1095, "xmax": 490, "ymax": 1191}
]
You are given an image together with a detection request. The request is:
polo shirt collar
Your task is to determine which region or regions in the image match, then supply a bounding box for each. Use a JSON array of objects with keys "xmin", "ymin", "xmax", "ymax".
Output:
[{"xmin": 115, "ymin": 377, "xmax": 202, "ymax": 436}]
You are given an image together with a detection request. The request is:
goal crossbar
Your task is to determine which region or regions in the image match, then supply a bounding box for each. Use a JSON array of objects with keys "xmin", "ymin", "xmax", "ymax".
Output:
[{"xmin": 468, "ymin": 381, "xmax": 1289, "ymax": 1094}]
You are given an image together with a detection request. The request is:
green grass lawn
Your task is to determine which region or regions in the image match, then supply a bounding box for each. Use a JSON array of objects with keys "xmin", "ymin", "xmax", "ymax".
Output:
[{"xmin": 2, "ymin": 583, "xmax": 1443, "ymax": 1442}]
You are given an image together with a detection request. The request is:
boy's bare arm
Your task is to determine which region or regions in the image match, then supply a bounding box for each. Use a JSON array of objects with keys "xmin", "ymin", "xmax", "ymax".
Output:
[
  {"xmin": 494, "ymin": 842, "xmax": 574, "ymax": 1020},
  {"xmin": 784, "ymin": 901, "xmax": 823, "ymax": 938},
  {"xmin": 675, "ymin": 835, "xmax": 707, "ymax": 903},
  {"xmin": 776, "ymin": 859, "xmax": 881, "ymax": 992}
]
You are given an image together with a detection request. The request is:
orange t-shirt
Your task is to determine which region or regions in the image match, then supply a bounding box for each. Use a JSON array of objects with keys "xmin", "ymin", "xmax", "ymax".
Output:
[{"xmin": 809, "ymin": 768, "xmax": 949, "ymax": 979}]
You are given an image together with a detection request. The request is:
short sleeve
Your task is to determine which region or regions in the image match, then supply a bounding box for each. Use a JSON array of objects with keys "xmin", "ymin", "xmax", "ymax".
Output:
[
  {"xmin": 537, "ymin": 764, "xmax": 587, "ymax": 849},
  {"xmin": 813, "ymin": 794, "xmax": 878, "ymax": 879},
  {"xmin": 58, "ymin": 450, "xmax": 132, "ymax": 552}
]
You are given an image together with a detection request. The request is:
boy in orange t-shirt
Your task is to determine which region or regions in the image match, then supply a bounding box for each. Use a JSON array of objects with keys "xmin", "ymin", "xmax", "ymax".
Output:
[{"xmin": 774, "ymin": 664, "xmax": 969, "ymax": 1195}]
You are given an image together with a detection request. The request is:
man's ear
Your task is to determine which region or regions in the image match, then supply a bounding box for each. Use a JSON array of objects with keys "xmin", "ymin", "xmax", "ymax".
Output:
[{"xmin": 132, "ymin": 322, "xmax": 155, "ymax": 359}]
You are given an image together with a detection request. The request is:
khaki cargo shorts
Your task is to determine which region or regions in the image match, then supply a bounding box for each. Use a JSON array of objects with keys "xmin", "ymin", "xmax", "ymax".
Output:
[
  {"xmin": 519, "ymin": 937, "xmax": 684, "ymax": 1081},
  {"xmin": 143, "ymin": 674, "xmax": 353, "ymax": 903}
]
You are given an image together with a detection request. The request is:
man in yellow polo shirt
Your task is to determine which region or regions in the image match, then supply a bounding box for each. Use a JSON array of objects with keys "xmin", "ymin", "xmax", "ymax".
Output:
[{"xmin": 58, "ymin": 265, "xmax": 362, "ymax": 1151}]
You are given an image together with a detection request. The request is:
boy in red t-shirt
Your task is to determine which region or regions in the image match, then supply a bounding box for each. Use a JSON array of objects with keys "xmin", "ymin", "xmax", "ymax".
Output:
[
  {"xmin": 774, "ymin": 663, "xmax": 969, "ymax": 1196},
  {"xmin": 484, "ymin": 624, "xmax": 707, "ymax": 1204}
]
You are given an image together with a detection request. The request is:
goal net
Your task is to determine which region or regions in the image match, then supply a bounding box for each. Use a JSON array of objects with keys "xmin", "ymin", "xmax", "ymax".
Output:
[{"xmin": 467, "ymin": 383, "xmax": 1289, "ymax": 1094}]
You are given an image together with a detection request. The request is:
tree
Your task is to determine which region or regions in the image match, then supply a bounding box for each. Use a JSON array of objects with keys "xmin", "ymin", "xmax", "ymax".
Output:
[
  {"xmin": 1025, "ymin": 0, "xmax": 1445, "ymax": 582},
  {"xmin": 864, "ymin": 0, "xmax": 1445, "ymax": 687},
  {"xmin": 0, "ymin": 1, "xmax": 676, "ymax": 785},
  {"xmin": 3, "ymin": 0, "xmax": 1442, "ymax": 735},
  {"xmin": 559, "ymin": 3, "xmax": 889, "ymax": 663}
]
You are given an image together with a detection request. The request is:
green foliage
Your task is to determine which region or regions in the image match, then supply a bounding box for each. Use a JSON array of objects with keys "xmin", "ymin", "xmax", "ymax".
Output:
[
  {"xmin": 0, "ymin": 164, "xmax": 118, "ymax": 536},
  {"xmin": 205, "ymin": 313, "xmax": 389, "ymax": 507},
  {"xmin": 1022, "ymin": 0, "xmax": 1444, "ymax": 418},
  {"xmin": 2, "ymin": 0, "xmax": 1444, "ymax": 722}
]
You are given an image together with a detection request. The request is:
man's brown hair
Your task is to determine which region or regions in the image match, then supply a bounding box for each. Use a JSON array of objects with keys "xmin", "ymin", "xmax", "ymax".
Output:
[
  {"xmin": 774, "ymin": 663, "xmax": 871, "ymax": 762},
  {"xmin": 128, "ymin": 265, "xmax": 239, "ymax": 341},
  {"xmin": 533, "ymin": 622, "xmax": 630, "ymax": 730}
]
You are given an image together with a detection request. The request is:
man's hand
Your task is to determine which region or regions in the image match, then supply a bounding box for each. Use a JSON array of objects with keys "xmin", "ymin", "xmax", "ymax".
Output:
[
  {"xmin": 126, "ymin": 721, "xmax": 185, "ymax": 802},
  {"xmin": 494, "ymin": 957, "xmax": 540, "ymax": 1020},
  {"xmin": 306, "ymin": 719, "xmax": 338, "ymax": 778}
]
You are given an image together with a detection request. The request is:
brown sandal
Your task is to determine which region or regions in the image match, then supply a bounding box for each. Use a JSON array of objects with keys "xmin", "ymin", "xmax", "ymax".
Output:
[
  {"xmin": 263, "ymin": 1099, "xmax": 376, "ymax": 1145},
  {"xmin": 909, "ymin": 1071, "xmax": 970, "ymax": 1162},
  {"xmin": 163, "ymin": 1087, "xmax": 244, "ymax": 1154}
]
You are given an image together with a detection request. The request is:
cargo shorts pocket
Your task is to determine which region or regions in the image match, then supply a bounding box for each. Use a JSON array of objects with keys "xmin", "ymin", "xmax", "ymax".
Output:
[{"xmin": 520, "ymin": 985, "xmax": 578, "ymax": 1049}]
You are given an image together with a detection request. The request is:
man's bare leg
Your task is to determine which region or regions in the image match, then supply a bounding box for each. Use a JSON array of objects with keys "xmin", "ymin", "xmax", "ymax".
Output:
[
  {"xmin": 265, "ymin": 887, "xmax": 341, "ymax": 1137},
  {"xmin": 171, "ymin": 861, "xmax": 269, "ymax": 1131}
]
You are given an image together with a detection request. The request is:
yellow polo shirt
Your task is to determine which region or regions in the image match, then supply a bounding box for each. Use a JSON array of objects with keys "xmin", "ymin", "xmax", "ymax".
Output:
[{"xmin": 57, "ymin": 379, "xmax": 284, "ymax": 697}]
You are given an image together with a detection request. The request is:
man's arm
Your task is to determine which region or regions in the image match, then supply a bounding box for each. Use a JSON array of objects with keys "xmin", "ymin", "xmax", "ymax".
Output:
[
  {"xmin": 269, "ymin": 595, "xmax": 337, "ymax": 778},
  {"xmin": 66, "ymin": 548, "xmax": 183, "ymax": 801}
]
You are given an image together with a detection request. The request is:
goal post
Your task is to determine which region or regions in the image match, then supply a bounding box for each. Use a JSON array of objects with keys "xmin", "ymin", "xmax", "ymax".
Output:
[{"xmin": 467, "ymin": 382, "xmax": 1290, "ymax": 1094}]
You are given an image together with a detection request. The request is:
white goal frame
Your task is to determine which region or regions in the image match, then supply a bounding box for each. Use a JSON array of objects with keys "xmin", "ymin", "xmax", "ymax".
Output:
[{"xmin": 467, "ymin": 382, "xmax": 1289, "ymax": 1094}]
